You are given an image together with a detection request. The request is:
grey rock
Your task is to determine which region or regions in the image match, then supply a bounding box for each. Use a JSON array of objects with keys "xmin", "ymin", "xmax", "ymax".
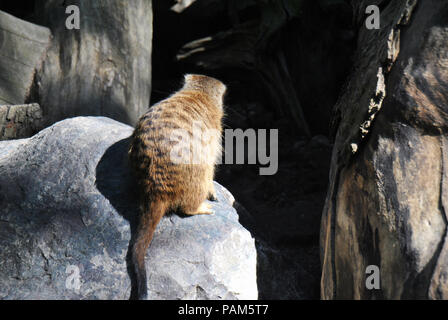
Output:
[{"xmin": 0, "ymin": 116, "xmax": 257, "ymax": 300}]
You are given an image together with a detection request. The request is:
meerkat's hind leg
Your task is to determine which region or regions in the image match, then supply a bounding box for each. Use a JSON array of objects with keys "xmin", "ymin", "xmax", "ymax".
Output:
[{"xmin": 185, "ymin": 201, "xmax": 214, "ymax": 215}]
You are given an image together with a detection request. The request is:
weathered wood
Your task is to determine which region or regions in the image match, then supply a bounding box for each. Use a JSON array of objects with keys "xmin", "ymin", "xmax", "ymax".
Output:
[
  {"xmin": 0, "ymin": 10, "xmax": 52, "ymax": 105},
  {"xmin": 33, "ymin": 0, "xmax": 153, "ymax": 127},
  {"xmin": 0, "ymin": 103, "xmax": 44, "ymax": 140},
  {"xmin": 321, "ymin": 0, "xmax": 448, "ymax": 299}
]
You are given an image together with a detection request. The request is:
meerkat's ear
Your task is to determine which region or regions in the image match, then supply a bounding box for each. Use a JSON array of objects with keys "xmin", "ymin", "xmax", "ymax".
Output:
[
  {"xmin": 184, "ymin": 74, "xmax": 198, "ymax": 82},
  {"xmin": 219, "ymin": 83, "xmax": 227, "ymax": 97}
]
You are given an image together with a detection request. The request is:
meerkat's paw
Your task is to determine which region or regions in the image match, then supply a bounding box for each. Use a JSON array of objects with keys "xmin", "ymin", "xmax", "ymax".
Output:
[
  {"xmin": 186, "ymin": 201, "xmax": 214, "ymax": 215},
  {"xmin": 207, "ymin": 183, "xmax": 218, "ymax": 201},
  {"xmin": 207, "ymin": 191, "xmax": 218, "ymax": 202}
]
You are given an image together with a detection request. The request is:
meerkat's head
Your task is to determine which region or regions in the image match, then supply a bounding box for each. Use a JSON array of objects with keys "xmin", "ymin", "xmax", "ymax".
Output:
[{"xmin": 183, "ymin": 74, "xmax": 227, "ymax": 105}]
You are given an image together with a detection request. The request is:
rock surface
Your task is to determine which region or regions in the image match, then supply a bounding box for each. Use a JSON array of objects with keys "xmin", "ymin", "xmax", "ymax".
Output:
[
  {"xmin": 0, "ymin": 116, "xmax": 257, "ymax": 300},
  {"xmin": 321, "ymin": 0, "xmax": 448, "ymax": 299}
]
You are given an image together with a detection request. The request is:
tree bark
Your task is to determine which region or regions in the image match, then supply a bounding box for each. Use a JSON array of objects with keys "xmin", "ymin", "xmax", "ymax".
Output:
[
  {"xmin": 321, "ymin": 0, "xmax": 448, "ymax": 299},
  {"xmin": 0, "ymin": 103, "xmax": 43, "ymax": 140},
  {"xmin": 0, "ymin": 10, "xmax": 51, "ymax": 105},
  {"xmin": 33, "ymin": 0, "xmax": 153, "ymax": 127}
]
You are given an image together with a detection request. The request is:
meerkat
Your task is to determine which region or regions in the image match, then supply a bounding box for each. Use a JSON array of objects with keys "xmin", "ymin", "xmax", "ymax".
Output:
[{"xmin": 128, "ymin": 74, "xmax": 226, "ymax": 300}]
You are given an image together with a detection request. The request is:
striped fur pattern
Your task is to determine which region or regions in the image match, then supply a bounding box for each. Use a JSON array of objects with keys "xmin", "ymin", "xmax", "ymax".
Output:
[{"xmin": 128, "ymin": 74, "xmax": 226, "ymax": 299}]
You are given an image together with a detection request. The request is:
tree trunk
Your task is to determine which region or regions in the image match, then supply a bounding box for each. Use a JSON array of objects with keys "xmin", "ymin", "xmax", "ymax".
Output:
[
  {"xmin": 0, "ymin": 10, "xmax": 51, "ymax": 105},
  {"xmin": 321, "ymin": 0, "xmax": 448, "ymax": 299},
  {"xmin": 33, "ymin": 0, "xmax": 153, "ymax": 127}
]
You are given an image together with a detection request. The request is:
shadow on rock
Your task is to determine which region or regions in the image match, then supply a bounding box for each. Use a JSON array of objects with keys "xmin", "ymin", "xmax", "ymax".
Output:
[{"xmin": 95, "ymin": 136, "xmax": 141, "ymax": 299}]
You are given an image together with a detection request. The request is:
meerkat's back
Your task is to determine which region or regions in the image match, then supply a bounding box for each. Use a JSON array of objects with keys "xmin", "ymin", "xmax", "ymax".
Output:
[{"xmin": 128, "ymin": 74, "xmax": 226, "ymax": 299}]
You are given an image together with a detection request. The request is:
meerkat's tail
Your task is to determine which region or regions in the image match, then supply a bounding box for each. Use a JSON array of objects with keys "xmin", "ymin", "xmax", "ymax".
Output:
[{"xmin": 131, "ymin": 199, "xmax": 168, "ymax": 300}]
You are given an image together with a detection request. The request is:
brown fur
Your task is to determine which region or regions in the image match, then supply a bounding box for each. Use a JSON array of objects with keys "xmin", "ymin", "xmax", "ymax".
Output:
[{"xmin": 128, "ymin": 74, "xmax": 226, "ymax": 299}]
